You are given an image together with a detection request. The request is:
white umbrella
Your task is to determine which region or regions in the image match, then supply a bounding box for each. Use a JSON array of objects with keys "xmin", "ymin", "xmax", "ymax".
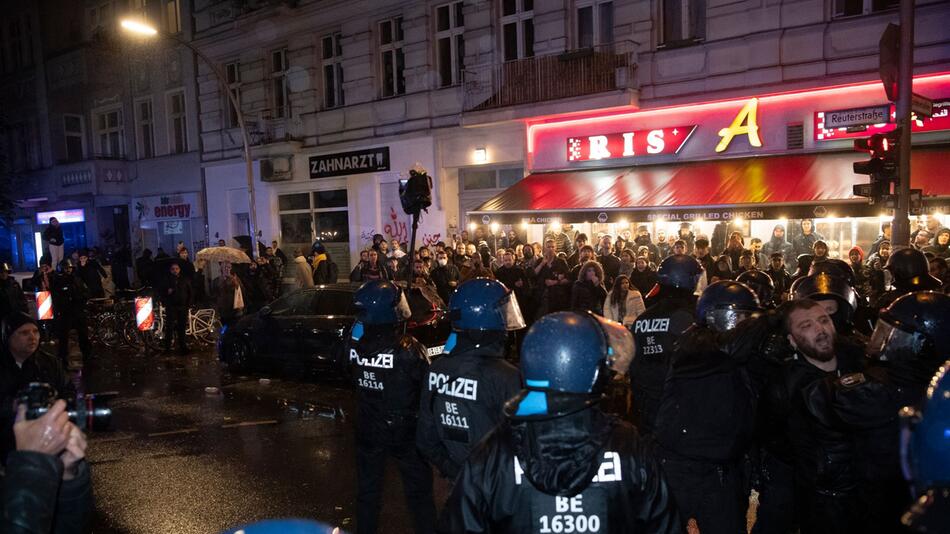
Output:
[{"xmin": 196, "ymin": 246, "xmax": 252, "ymax": 264}]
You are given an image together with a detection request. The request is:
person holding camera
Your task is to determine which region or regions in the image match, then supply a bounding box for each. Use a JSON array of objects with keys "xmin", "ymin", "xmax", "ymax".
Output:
[
  {"xmin": 3, "ymin": 397, "xmax": 92, "ymax": 533},
  {"xmin": 0, "ymin": 312, "xmax": 76, "ymax": 463}
]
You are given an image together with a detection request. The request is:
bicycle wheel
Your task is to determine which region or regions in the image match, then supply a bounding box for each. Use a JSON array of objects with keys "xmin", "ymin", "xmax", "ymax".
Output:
[
  {"xmin": 191, "ymin": 309, "xmax": 222, "ymax": 346},
  {"xmin": 94, "ymin": 313, "xmax": 123, "ymax": 349}
]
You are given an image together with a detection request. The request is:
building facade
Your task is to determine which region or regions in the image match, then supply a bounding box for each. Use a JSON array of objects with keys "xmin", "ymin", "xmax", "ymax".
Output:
[{"xmin": 3, "ymin": 0, "xmax": 949, "ymax": 271}]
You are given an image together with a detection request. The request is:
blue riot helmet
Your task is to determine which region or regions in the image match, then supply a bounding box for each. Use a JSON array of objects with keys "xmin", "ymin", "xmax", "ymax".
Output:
[
  {"xmin": 221, "ymin": 519, "xmax": 345, "ymax": 534},
  {"xmin": 352, "ymin": 280, "xmax": 411, "ymax": 326},
  {"xmin": 696, "ymin": 280, "xmax": 760, "ymax": 333},
  {"xmin": 506, "ymin": 312, "xmax": 634, "ymax": 418},
  {"xmin": 899, "ymin": 360, "xmax": 950, "ymax": 531},
  {"xmin": 808, "ymin": 258, "xmax": 856, "ymax": 287},
  {"xmin": 657, "ymin": 254, "xmax": 704, "ymax": 291},
  {"xmin": 868, "ymin": 291, "xmax": 950, "ymax": 362},
  {"xmin": 448, "ymin": 278, "xmax": 526, "ymax": 332},
  {"xmin": 311, "ymin": 241, "xmax": 327, "ymax": 255},
  {"xmin": 736, "ymin": 269, "xmax": 775, "ymax": 306}
]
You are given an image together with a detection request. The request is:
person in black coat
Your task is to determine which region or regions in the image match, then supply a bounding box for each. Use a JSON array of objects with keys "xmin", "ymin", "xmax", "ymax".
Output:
[
  {"xmin": 571, "ymin": 260, "xmax": 607, "ymax": 315},
  {"xmin": 629, "ymin": 256, "xmax": 658, "ymax": 295},
  {"xmin": 792, "ymin": 219, "xmax": 824, "ymax": 258},
  {"xmin": 76, "ymin": 251, "xmax": 106, "ymax": 299},
  {"xmin": 51, "ymin": 261, "xmax": 91, "ymax": 367},
  {"xmin": 135, "ymin": 249, "xmax": 155, "ymax": 288},
  {"xmin": 161, "ymin": 263, "xmax": 193, "ymax": 354},
  {"xmin": 762, "ymin": 224, "xmax": 795, "ymax": 267},
  {"xmin": 430, "ymin": 250, "xmax": 461, "ymax": 305},
  {"xmin": 0, "ymin": 264, "xmax": 27, "ymax": 323}
]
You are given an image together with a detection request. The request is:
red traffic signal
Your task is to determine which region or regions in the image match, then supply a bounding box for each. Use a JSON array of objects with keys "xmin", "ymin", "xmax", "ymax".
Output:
[{"xmin": 853, "ymin": 132, "xmax": 895, "ymax": 158}]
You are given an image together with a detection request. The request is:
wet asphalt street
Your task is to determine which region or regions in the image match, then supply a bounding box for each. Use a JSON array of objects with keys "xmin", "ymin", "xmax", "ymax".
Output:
[{"xmin": 69, "ymin": 344, "xmax": 450, "ymax": 534}]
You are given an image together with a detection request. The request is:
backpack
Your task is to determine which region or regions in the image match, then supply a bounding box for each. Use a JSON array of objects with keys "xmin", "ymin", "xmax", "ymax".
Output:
[{"xmin": 326, "ymin": 260, "xmax": 339, "ymax": 282}]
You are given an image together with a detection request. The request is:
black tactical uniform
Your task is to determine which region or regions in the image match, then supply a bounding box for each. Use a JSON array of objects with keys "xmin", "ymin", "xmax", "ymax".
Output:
[
  {"xmin": 51, "ymin": 264, "xmax": 91, "ymax": 366},
  {"xmin": 348, "ymin": 322, "xmax": 435, "ymax": 534},
  {"xmin": 417, "ymin": 334, "xmax": 521, "ymax": 479},
  {"xmin": 628, "ymin": 294, "xmax": 695, "ymax": 435}
]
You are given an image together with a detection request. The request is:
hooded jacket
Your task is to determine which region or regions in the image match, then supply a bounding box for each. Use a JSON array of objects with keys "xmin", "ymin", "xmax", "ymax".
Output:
[
  {"xmin": 762, "ymin": 224, "xmax": 795, "ymax": 265},
  {"xmin": 437, "ymin": 407, "xmax": 681, "ymax": 533},
  {"xmin": 416, "ymin": 334, "xmax": 521, "ymax": 479},
  {"xmin": 923, "ymin": 228, "xmax": 950, "ymax": 259},
  {"xmin": 293, "ymin": 256, "xmax": 315, "ymax": 289},
  {"xmin": 793, "ymin": 219, "xmax": 824, "ymax": 257}
]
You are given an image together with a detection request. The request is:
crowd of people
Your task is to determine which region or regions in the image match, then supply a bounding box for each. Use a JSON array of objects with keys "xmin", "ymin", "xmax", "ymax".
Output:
[{"xmin": 343, "ymin": 219, "xmax": 950, "ymax": 534}]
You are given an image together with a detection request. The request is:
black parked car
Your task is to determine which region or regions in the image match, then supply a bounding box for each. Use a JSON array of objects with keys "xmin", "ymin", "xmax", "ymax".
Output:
[{"xmin": 218, "ymin": 283, "xmax": 451, "ymax": 374}]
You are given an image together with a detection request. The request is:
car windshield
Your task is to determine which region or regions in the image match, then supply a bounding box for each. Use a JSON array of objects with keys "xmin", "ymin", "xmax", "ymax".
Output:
[
  {"xmin": 269, "ymin": 291, "xmax": 315, "ymax": 315},
  {"xmin": 312, "ymin": 290, "xmax": 355, "ymax": 316}
]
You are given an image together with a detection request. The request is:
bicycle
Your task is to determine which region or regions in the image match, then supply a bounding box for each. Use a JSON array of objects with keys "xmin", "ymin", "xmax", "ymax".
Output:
[{"xmin": 131, "ymin": 303, "xmax": 222, "ymax": 351}]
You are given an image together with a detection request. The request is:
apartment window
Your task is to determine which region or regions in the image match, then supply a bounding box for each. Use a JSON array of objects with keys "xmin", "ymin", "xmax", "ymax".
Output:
[
  {"xmin": 834, "ymin": 0, "xmax": 898, "ymax": 17},
  {"xmin": 379, "ymin": 17, "xmax": 405, "ymax": 97},
  {"xmin": 577, "ymin": 1, "xmax": 613, "ymax": 49},
  {"xmin": 225, "ymin": 61, "xmax": 242, "ymax": 127},
  {"xmin": 168, "ymin": 91, "xmax": 187, "ymax": 154},
  {"xmin": 95, "ymin": 109, "xmax": 124, "ymax": 158},
  {"xmin": 501, "ymin": 0, "xmax": 534, "ymax": 61},
  {"xmin": 164, "ymin": 0, "xmax": 181, "ymax": 34},
  {"xmin": 321, "ymin": 33, "xmax": 344, "ymax": 108},
  {"xmin": 461, "ymin": 167, "xmax": 524, "ymax": 190},
  {"xmin": 87, "ymin": 2, "xmax": 114, "ymax": 33},
  {"xmin": 63, "ymin": 115, "xmax": 85, "ymax": 162},
  {"xmin": 435, "ymin": 2, "xmax": 465, "ymax": 87},
  {"xmin": 661, "ymin": 0, "xmax": 705, "ymax": 45},
  {"xmin": 135, "ymin": 99, "xmax": 154, "ymax": 159},
  {"xmin": 271, "ymin": 48, "xmax": 290, "ymax": 118}
]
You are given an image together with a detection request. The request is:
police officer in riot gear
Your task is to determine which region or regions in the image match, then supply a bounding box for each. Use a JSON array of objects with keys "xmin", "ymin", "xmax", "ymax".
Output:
[
  {"xmin": 438, "ymin": 311, "xmax": 681, "ymax": 533},
  {"xmin": 51, "ymin": 259, "xmax": 91, "ymax": 368},
  {"xmin": 802, "ymin": 292, "xmax": 950, "ymax": 534},
  {"xmin": 875, "ymin": 248, "xmax": 942, "ymax": 310},
  {"xmin": 737, "ymin": 269, "xmax": 775, "ymax": 309},
  {"xmin": 346, "ymin": 280, "xmax": 435, "ymax": 534},
  {"xmin": 654, "ymin": 280, "xmax": 759, "ymax": 534},
  {"xmin": 416, "ymin": 278, "xmax": 524, "ymax": 480},
  {"xmin": 0, "ymin": 262, "xmax": 27, "ymax": 322},
  {"xmin": 900, "ymin": 360, "xmax": 950, "ymax": 532},
  {"xmin": 629, "ymin": 254, "xmax": 702, "ymax": 436}
]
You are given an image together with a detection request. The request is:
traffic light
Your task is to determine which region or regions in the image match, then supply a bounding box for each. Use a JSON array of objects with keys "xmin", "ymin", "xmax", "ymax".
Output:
[{"xmin": 853, "ymin": 129, "xmax": 900, "ymax": 204}]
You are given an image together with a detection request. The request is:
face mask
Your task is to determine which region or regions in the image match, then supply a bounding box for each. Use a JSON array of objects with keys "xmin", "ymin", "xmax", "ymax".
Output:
[{"xmin": 437, "ymin": 258, "xmax": 448, "ymax": 266}]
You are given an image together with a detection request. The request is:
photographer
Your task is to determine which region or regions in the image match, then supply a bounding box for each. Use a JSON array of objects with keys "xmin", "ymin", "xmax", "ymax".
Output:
[
  {"xmin": 1, "ymin": 313, "xmax": 75, "ymax": 463},
  {"xmin": 3, "ymin": 399, "xmax": 91, "ymax": 533}
]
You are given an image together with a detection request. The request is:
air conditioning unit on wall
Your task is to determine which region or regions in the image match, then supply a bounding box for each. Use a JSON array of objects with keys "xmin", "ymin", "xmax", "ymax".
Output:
[{"xmin": 261, "ymin": 155, "xmax": 293, "ymax": 182}]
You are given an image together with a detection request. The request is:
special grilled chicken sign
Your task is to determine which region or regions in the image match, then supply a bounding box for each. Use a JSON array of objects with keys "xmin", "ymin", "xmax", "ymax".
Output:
[{"xmin": 566, "ymin": 125, "xmax": 697, "ymax": 162}]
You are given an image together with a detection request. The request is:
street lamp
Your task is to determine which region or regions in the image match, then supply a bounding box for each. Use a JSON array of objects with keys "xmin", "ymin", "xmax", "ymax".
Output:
[{"xmin": 120, "ymin": 19, "xmax": 260, "ymax": 259}]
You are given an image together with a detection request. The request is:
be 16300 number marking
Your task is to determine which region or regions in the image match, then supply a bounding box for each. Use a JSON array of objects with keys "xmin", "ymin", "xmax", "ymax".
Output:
[{"xmin": 538, "ymin": 514, "xmax": 600, "ymax": 533}]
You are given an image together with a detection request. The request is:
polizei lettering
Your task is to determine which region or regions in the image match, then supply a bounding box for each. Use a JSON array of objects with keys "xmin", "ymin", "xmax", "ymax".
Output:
[
  {"xmin": 428, "ymin": 372, "xmax": 478, "ymax": 401},
  {"xmin": 634, "ymin": 317, "xmax": 670, "ymax": 334},
  {"xmin": 349, "ymin": 349, "xmax": 394, "ymax": 369}
]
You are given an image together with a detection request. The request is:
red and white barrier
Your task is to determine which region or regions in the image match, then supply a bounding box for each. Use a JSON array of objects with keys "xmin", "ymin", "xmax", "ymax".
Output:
[
  {"xmin": 35, "ymin": 291, "xmax": 53, "ymax": 320},
  {"xmin": 135, "ymin": 297, "xmax": 154, "ymax": 331}
]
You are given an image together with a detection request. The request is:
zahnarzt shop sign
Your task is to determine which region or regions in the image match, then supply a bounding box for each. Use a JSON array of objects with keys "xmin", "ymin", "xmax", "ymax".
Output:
[{"xmin": 309, "ymin": 147, "xmax": 391, "ymax": 179}]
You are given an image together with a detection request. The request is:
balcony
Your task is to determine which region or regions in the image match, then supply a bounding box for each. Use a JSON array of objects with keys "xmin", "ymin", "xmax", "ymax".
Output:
[
  {"xmin": 462, "ymin": 41, "xmax": 639, "ymax": 122},
  {"xmin": 56, "ymin": 158, "xmax": 130, "ymax": 197}
]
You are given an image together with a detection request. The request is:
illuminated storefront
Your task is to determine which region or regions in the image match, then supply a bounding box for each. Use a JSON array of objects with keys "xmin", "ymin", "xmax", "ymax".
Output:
[{"xmin": 468, "ymin": 72, "xmax": 950, "ymax": 258}]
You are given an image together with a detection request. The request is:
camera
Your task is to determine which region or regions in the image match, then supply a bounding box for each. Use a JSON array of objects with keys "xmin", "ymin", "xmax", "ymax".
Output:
[
  {"xmin": 399, "ymin": 168, "xmax": 432, "ymax": 216},
  {"xmin": 16, "ymin": 382, "xmax": 115, "ymax": 432}
]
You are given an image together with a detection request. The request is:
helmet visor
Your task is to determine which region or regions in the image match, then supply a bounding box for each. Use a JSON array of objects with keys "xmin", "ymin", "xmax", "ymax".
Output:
[
  {"xmin": 867, "ymin": 318, "xmax": 925, "ymax": 360},
  {"xmin": 499, "ymin": 291, "xmax": 527, "ymax": 331},
  {"xmin": 590, "ymin": 314, "xmax": 635, "ymax": 374},
  {"xmin": 396, "ymin": 291, "xmax": 412, "ymax": 321},
  {"xmin": 706, "ymin": 309, "xmax": 752, "ymax": 333}
]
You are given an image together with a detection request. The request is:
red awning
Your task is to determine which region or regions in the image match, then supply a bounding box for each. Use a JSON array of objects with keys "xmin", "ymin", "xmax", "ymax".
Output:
[{"xmin": 470, "ymin": 147, "xmax": 950, "ymax": 224}]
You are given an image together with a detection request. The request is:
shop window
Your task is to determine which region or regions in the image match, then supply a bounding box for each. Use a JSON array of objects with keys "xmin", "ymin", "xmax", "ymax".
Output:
[
  {"xmin": 661, "ymin": 0, "xmax": 705, "ymax": 46},
  {"xmin": 279, "ymin": 193, "xmax": 310, "ymax": 211},
  {"xmin": 314, "ymin": 211, "xmax": 349, "ymax": 243},
  {"xmin": 576, "ymin": 1, "xmax": 613, "ymax": 49},
  {"xmin": 461, "ymin": 167, "xmax": 524, "ymax": 190},
  {"xmin": 379, "ymin": 17, "xmax": 405, "ymax": 97},
  {"xmin": 225, "ymin": 61, "xmax": 242, "ymax": 128},
  {"xmin": 501, "ymin": 0, "xmax": 534, "ymax": 61},
  {"xmin": 63, "ymin": 115, "xmax": 85, "ymax": 162},
  {"xmin": 95, "ymin": 108, "xmax": 124, "ymax": 158},
  {"xmin": 436, "ymin": 2, "xmax": 465, "ymax": 87},
  {"xmin": 279, "ymin": 212, "xmax": 313, "ymax": 245},
  {"xmin": 271, "ymin": 48, "xmax": 290, "ymax": 118},
  {"xmin": 135, "ymin": 99, "xmax": 154, "ymax": 159},
  {"xmin": 834, "ymin": 0, "xmax": 898, "ymax": 17},
  {"xmin": 322, "ymin": 33, "xmax": 345, "ymax": 108},
  {"xmin": 167, "ymin": 90, "xmax": 187, "ymax": 154}
]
